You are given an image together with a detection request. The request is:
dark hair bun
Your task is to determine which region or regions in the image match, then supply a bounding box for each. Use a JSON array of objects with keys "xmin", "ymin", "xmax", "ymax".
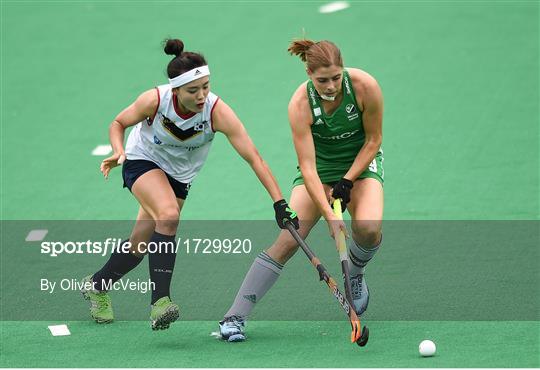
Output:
[{"xmin": 164, "ymin": 39, "xmax": 184, "ymax": 57}]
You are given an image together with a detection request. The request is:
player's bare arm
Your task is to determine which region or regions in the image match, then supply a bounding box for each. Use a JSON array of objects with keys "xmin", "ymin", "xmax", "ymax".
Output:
[
  {"xmin": 289, "ymin": 84, "xmax": 347, "ymax": 238},
  {"xmin": 101, "ymin": 89, "xmax": 159, "ymax": 178},
  {"xmin": 213, "ymin": 99, "xmax": 284, "ymax": 203},
  {"xmin": 342, "ymin": 68, "xmax": 383, "ymax": 182}
]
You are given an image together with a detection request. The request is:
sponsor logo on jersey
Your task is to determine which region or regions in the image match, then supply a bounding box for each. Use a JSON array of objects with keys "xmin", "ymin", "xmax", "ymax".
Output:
[
  {"xmin": 153, "ymin": 135, "xmax": 162, "ymax": 145},
  {"xmin": 314, "ymin": 118, "xmax": 324, "ymax": 126},
  {"xmin": 313, "ymin": 107, "xmax": 322, "ymax": 117},
  {"xmin": 344, "ymin": 75, "xmax": 351, "ymax": 95},
  {"xmin": 312, "ymin": 129, "xmax": 360, "ymax": 140},
  {"xmin": 186, "ymin": 137, "xmax": 213, "ymax": 151},
  {"xmin": 160, "ymin": 113, "xmax": 203, "ymax": 141},
  {"xmin": 155, "ymin": 137, "xmax": 213, "ymax": 150},
  {"xmin": 309, "ymin": 86, "xmax": 318, "ymax": 107},
  {"xmin": 146, "ymin": 117, "xmax": 153, "ymax": 126}
]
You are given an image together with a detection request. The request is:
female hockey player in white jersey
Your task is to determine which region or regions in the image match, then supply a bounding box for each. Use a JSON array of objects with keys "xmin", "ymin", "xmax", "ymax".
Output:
[{"xmin": 80, "ymin": 38, "xmax": 299, "ymax": 330}]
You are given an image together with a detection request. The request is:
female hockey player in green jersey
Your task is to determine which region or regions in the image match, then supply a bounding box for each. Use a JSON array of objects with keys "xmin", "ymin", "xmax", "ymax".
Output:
[{"xmin": 220, "ymin": 39, "xmax": 384, "ymax": 342}]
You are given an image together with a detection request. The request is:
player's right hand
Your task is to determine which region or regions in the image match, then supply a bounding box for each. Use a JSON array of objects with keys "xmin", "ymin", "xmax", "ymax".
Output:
[
  {"xmin": 325, "ymin": 214, "xmax": 349, "ymax": 241},
  {"xmin": 100, "ymin": 152, "xmax": 126, "ymax": 179},
  {"xmin": 273, "ymin": 199, "xmax": 300, "ymax": 230}
]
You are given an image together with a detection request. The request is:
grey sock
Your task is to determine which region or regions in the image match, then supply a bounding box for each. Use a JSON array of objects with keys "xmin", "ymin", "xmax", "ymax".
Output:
[
  {"xmin": 348, "ymin": 236, "xmax": 382, "ymax": 276},
  {"xmin": 224, "ymin": 251, "xmax": 283, "ymax": 320}
]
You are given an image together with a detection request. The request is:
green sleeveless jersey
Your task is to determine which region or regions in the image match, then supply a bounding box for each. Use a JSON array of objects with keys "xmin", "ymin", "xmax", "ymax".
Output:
[
  {"xmin": 308, "ymin": 70, "xmax": 364, "ymax": 165},
  {"xmin": 293, "ymin": 70, "xmax": 384, "ymax": 186}
]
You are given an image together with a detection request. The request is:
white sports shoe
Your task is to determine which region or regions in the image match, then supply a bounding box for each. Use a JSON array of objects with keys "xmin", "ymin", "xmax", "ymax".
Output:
[{"xmin": 219, "ymin": 315, "xmax": 246, "ymax": 342}]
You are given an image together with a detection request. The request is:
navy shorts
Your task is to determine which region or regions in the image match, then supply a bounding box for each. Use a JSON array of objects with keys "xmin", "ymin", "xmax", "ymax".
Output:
[{"xmin": 122, "ymin": 159, "xmax": 190, "ymax": 199}]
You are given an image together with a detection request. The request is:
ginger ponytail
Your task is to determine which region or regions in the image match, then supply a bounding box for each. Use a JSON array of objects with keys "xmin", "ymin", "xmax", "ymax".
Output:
[
  {"xmin": 288, "ymin": 39, "xmax": 316, "ymax": 62},
  {"xmin": 288, "ymin": 39, "xmax": 343, "ymax": 72}
]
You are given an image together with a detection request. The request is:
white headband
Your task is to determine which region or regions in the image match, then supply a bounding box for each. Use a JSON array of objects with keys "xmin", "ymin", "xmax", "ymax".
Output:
[{"xmin": 168, "ymin": 65, "xmax": 210, "ymax": 88}]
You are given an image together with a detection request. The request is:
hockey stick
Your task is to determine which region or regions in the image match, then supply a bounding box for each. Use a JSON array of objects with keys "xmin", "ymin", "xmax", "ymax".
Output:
[
  {"xmin": 331, "ymin": 199, "xmax": 369, "ymax": 346},
  {"xmin": 284, "ymin": 221, "xmax": 369, "ymax": 346}
]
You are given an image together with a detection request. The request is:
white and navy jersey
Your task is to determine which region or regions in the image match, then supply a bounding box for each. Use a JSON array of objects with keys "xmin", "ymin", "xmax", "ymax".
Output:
[{"xmin": 125, "ymin": 84, "xmax": 220, "ymax": 183}]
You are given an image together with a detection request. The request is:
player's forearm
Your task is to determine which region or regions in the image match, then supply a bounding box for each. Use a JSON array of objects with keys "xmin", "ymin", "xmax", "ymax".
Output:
[
  {"xmin": 344, "ymin": 139, "xmax": 381, "ymax": 181},
  {"xmin": 109, "ymin": 120, "xmax": 126, "ymax": 154},
  {"xmin": 249, "ymin": 157, "xmax": 283, "ymax": 202},
  {"xmin": 301, "ymin": 168, "xmax": 334, "ymax": 220}
]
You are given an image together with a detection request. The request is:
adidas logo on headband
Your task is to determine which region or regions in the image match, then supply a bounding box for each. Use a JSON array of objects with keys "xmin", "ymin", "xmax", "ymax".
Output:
[{"xmin": 169, "ymin": 65, "xmax": 210, "ymax": 88}]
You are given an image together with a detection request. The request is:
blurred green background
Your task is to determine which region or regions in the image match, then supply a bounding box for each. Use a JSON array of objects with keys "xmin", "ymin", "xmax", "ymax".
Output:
[
  {"xmin": 1, "ymin": 1, "xmax": 538, "ymax": 368},
  {"xmin": 2, "ymin": 1, "xmax": 538, "ymax": 221}
]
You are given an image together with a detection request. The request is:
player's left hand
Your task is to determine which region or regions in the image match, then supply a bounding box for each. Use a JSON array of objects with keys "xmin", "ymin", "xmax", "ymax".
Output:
[
  {"xmin": 331, "ymin": 178, "xmax": 354, "ymax": 211},
  {"xmin": 273, "ymin": 199, "xmax": 299, "ymax": 229}
]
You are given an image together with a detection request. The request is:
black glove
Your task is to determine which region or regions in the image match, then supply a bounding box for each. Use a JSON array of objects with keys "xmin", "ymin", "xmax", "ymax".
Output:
[
  {"xmin": 331, "ymin": 178, "xmax": 354, "ymax": 212},
  {"xmin": 273, "ymin": 199, "xmax": 299, "ymax": 230}
]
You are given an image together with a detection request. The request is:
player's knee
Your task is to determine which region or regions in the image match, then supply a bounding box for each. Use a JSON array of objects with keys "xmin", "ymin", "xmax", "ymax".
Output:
[
  {"xmin": 154, "ymin": 206, "xmax": 180, "ymax": 231},
  {"xmin": 155, "ymin": 206, "xmax": 179, "ymax": 221},
  {"xmin": 351, "ymin": 221, "xmax": 381, "ymax": 248}
]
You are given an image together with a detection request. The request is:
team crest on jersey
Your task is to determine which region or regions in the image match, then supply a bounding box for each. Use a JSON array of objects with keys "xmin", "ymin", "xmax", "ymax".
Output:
[
  {"xmin": 193, "ymin": 120, "xmax": 208, "ymax": 132},
  {"xmin": 346, "ymin": 103, "xmax": 359, "ymax": 121},
  {"xmin": 160, "ymin": 113, "xmax": 204, "ymax": 141}
]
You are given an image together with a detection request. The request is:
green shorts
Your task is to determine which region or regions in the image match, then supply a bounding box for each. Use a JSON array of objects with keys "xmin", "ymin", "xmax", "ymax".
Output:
[{"xmin": 292, "ymin": 150, "xmax": 384, "ymax": 187}]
